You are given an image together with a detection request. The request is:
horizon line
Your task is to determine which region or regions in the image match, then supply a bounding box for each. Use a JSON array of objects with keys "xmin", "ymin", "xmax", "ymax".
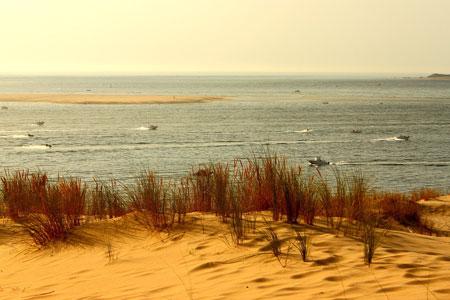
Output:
[{"xmin": 0, "ymin": 71, "xmax": 434, "ymax": 77}]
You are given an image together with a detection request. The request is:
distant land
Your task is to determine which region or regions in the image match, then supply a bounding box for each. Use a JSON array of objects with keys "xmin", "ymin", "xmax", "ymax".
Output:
[
  {"xmin": 427, "ymin": 73, "xmax": 450, "ymax": 79},
  {"xmin": 403, "ymin": 73, "xmax": 450, "ymax": 80},
  {"xmin": 0, "ymin": 94, "xmax": 225, "ymax": 105}
]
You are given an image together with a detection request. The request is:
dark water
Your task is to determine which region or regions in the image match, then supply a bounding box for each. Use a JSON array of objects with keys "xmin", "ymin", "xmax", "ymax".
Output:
[{"xmin": 1, "ymin": 76, "xmax": 449, "ymax": 192}]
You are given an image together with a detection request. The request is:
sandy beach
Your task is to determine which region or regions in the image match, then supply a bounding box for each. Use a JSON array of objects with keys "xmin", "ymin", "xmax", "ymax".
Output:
[
  {"xmin": 0, "ymin": 94, "xmax": 225, "ymax": 105},
  {"xmin": 0, "ymin": 197, "xmax": 449, "ymax": 300}
]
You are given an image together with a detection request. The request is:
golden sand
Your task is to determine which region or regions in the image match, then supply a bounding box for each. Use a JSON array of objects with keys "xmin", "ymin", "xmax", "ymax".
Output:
[
  {"xmin": 0, "ymin": 204, "xmax": 449, "ymax": 299},
  {"xmin": 0, "ymin": 93, "xmax": 225, "ymax": 105}
]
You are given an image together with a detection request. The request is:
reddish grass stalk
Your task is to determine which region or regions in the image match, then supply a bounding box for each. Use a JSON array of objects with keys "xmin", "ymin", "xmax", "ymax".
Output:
[
  {"xmin": 190, "ymin": 165, "xmax": 213, "ymax": 212},
  {"xmin": 211, "ymin": 162, "xmax": 230, "ymax": 222},
  {"xmin": 129, "ymin": 171, "xmax": 171, "ymax": 230}
]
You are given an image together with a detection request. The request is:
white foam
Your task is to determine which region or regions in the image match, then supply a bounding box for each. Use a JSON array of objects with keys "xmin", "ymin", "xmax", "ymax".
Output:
[
  {"xmin": 135, "ymin": 126, "xmax": 150, "ymax": 131},
  {"xmin": 19, "ymin": 145, "xmax": 50, "ymax": 150},
  {"xmin": 373, "ymin": 137, "xmax": 403, "ymax": 142},
  {"xmin": 12, "ymin": 134, "xmax": 29, "ymax": 139},
  {"xmin": 295, "ymin": 128, "xmax": 313, "ymax": 133}
]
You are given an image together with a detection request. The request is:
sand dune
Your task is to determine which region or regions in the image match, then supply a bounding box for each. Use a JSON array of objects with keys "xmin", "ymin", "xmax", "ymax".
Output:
[
  {"xmin": 0, "ymin": 93, "xmax": 225, "ymax": 105},
  {"xmin": 0, "ymin": 212, "xmax": 449, "ymax": 300}
]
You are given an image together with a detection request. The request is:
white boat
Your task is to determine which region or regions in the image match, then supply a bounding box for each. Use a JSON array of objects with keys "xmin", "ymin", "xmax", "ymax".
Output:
[
  {"xmin": 308, "ymin": 157, "xmax": 330, "ymax": 166},
  {"xmin": 397, "ymin": 135, "xmax": 409, "ymax": 141}
]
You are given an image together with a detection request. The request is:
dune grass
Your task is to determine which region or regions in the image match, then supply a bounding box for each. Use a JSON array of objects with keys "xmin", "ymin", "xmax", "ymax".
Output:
[{"xmin": 0, "ymin": 153, "xmax": 441, "ymax": 248}]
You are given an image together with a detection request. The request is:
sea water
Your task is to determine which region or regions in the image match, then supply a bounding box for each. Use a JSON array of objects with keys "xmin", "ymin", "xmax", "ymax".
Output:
[{"xmin": 0, "ymin": 75, "xmax": 449, "ymax": 192}]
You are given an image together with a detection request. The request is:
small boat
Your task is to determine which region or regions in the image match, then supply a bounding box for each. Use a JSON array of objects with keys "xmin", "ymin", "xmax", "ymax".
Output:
[
  {"xmin": 44, "ymin": 144, "xmax": 52, "ymax": 148},
  {"xmin": 36, "ymin": 121, "xmax": 45, "ymax": 126},
  {"xmin": 323, "ymin": 101, "xmax": 329, "ymax": 104},
  {"xmin": 27, "ymin": 133, "xmax": 34, "ymax": 137},
  {"xmin": 294, "ymin": 90, "xmax": 301, "ymax": 93},
  {"xmin": 351, "ymin": 129, "xmax": 362, "ymax": 134},
  {"xmin": 1, "ymin": 106, "xmax": 8, "ymax": 110},
  {"xmin": 397, "ymin": 135, "xmax": 410, "ymax": 141},
  {"xmin": 308, "ymin": 157, "xmax": 330, "ymax": 166},
  {"xmin": 148, "ymin": 125, "xmax": 158, "ymax": 130}
]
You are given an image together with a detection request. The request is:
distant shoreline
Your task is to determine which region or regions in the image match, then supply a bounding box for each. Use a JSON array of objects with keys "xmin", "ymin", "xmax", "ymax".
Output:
[
  {"xmin": 0, "ymin": 93, "xmax": 226, "ymax": 104},
  {"xmin": 403, "ymin": 73, "xmax": 450, "ymax": 80}
]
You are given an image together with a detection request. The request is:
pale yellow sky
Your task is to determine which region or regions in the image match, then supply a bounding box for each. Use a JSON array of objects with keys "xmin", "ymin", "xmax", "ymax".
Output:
[{"xmin": 1, "ymin": 0, "xmax": 449, "ymax": 75}]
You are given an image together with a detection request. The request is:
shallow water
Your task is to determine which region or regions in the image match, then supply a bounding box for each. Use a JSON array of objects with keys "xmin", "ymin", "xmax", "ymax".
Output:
[{"xmin": 1, "ymin": 76, "xmax": 449, "ymax": 192}]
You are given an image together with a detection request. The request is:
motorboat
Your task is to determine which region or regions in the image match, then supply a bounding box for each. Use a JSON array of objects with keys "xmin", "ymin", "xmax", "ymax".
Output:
[
  {"xmin": 148, "ymin": 125, "xmax": 158, "ymax": 130},
  {"xmin": 1, "ymin": 106, "xmax": 7, "ymax": 110},
  {"xmin": 27, "ymin": 133, "xmax": 34, "ymax": 137},
  {"xmin": 397, "ymin": 135, "xmax": 410, "ymax": 141},
  {"xmin": 308, "ymin": 157, "xmax": 330, "ymax": 166},
  {"xmin": 44, "ymin": 144, "xmax": 52, "ymax": 148},
  {"xmin": 351, "ymin": 129, "xmax": 362, "ymax": 134},
  {"xmin": 36, "ymin": 121, "xmax": 45, "ymax": 126}
]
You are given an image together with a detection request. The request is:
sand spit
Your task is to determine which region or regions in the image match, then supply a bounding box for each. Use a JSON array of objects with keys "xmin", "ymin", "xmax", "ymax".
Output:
[
  {"xmin": 0, "ymin": 93, "xmax": 225, "ymax": 105},
  {"xmin": 0, "ymin": 213, "xmax": 449, "ymax": 299}
]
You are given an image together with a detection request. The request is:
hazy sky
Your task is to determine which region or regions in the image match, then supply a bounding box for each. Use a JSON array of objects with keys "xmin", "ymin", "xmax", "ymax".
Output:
[{"xmin": 1, "ymin": 0, "xmax": 449, "ymax": 75}]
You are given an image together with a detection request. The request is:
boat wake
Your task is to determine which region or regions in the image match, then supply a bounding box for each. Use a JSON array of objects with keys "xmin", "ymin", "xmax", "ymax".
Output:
[
  {"xmin": 333, "ymin": 161, "xmax": 449, "ymax": 167},
  {"xmin": 17, "ymin": 145, "xmax": 51, "ymax": 150},
  {"xmin": 0, "ymin": 134, "xmax": 31, "ymax": 139},
  {"xmin": 295, "ymin": 129, "xmax": 313, "ymax": 133},
  {"xmin": 372, "ymin": 136, "xmax": 406, "ymax": 142}
]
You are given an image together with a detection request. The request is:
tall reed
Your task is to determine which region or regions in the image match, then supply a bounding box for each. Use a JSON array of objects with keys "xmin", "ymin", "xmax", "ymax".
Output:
[
  {"xmin": 90, "ymin": 179, "xmax": 127, "ymax": 219},
  {"xmin": 211, "ymin": 163, "xmax": 230, "ymax": 222},
  {"xmin": 129, "ymin": 171, "xmax": 171, "ymax": 230}
]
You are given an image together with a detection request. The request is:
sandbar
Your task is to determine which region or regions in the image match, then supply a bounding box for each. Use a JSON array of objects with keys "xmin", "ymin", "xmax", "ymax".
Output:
[{"xmin": 0, "ymin": 93, "xmax": 225, "ymax": 104}]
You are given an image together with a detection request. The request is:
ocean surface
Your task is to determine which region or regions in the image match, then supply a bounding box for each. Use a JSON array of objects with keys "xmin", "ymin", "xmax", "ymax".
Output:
[{"xmin": 1, "ymin": 75, "xmax": 449, "ymax": 192}]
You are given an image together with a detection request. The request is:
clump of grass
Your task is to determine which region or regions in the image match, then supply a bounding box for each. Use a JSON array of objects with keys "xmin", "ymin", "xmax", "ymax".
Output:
[
  {"xmin": 347, "ymin": 170, "xmax": 368, "ymax": 223},
  {"xmin": 379, "ymin": 192, "xmax": 422, "ymax": 228},
  {"xmin": 58, "ymin": 178, "xmax": 86, "ymax": 227},
  {"xmin": 261, "ymin": 153, "xmax": 283, "ymax": 221},
  {"xmin": 317, "ymin": 173, "xmax": 334, "ymax": 228},
  {"xmin": 229, "ymin": 184, "xmax": 245, "ymax": 245},
  {"xmin": 361, "ymin": 217, "xmax": 382, "ymax": 266},
  {"xmin": 263, "ymin": 225, "xmax": 282, "ymax": 258},
  {"xmin": 105, "ymin": 240, "xmax": 118, "ymax": 264},
  {"xmin": 411, "ymin": 188, "xmax": 441, "ymax": 202},
  {"xmin": 90, "ymin": 179, "xmax": 127, "ymax": 219},
  {"xmin": 279, "ymin": 164, "xmax": 303, "ymax": 224},
  {"xmin": 190, "ymin": 165, "xmax": 213, "ymax": 212},
  {"xmin": 1, "ymin": 172, "xmax": 87, "ymax": 246},
  {"xmin": 170, "ymin": 178, "xmax": 190, "ymax": 224},
  {"xmin": 129, "ymin": 171, "xmax": 172, "ymax": 230},
  {"xmin": 331, "ymin": 168, "xmax": 347, "ymax": 230},
  {"xmin": 292, "ymin": 229, "xmax": 311, "ymax": 262},
  {"xmin": 211, "ymin": 162, "xmax": 230, "ymax": 222},
  {"xmin": 301, "ymin": 176, "xmax": 318, "ymax": 225},
  {"xmin": 25, "ymin": 184, "xmax": 68, "ymax": 245},
  {"xmin": 1, "ymin": 170, "xmax": 47, "ymax": 220}
]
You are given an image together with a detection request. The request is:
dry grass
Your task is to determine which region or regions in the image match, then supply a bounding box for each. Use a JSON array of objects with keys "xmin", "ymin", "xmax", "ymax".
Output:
[
  {"xmin": 128, "ymin": 171, "xmax": 172, "ymax": 230},
  {"xmin": 90, "ymin": 179, "xmax": 128, "ymax": 219},
  {"xmin": 410, "ymin": 187, "xmax": 441, "ymax": 202},
  {"xmin": 1, "ymin": 152, "xmax": 444, "ymax": 246}
]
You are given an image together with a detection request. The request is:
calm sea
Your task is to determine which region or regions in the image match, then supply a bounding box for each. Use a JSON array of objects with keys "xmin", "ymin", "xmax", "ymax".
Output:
[{"xmin": 1, "ymin": 75, "xmax": 449, "ymax": 192}]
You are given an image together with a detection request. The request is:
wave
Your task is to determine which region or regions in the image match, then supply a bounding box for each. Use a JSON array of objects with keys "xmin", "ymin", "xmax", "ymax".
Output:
[
  {"xmin": 372, "ymin": 136, "xmax": 407, "ymax": 142},
  {"xmin": 18, "ymin": 145, "xmax": 51, "ymax": 150},
  {"xmin": 134, "ymin": 126, "xmax": 151, "ymax": 131},
  {"xmin": 0, "ymin": 134, "xmax": 31, "ymax": 139},
  {"xmin": 334, "ymin": 161, "xmax": 450, "ymax": 167},
  {"xmin": 290, "ymin": 129, "xmax": 313, "ymax": 133}
]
